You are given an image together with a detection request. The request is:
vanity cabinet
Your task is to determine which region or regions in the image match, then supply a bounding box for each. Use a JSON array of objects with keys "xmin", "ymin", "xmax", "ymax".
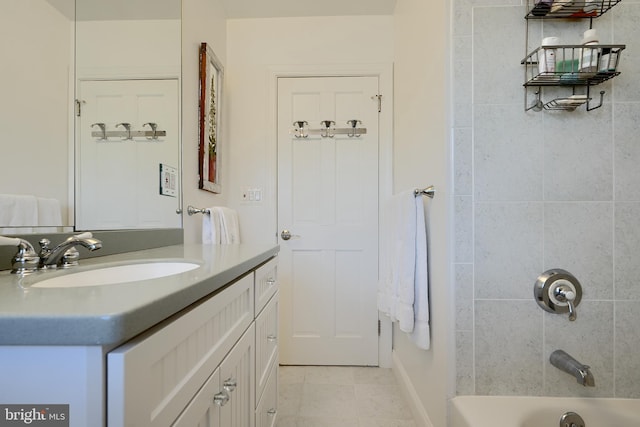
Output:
[{"xmin": 108, "ymin": 256, "xmax": 279, "ymax": 427}]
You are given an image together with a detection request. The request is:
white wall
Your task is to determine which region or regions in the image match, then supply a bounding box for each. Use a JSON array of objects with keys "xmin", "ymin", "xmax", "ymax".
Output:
[
  {"xmin": 182, "ymin": 0, "xmax": 228, "ymax": 244},
  {"xmin": 392, "ymin": 0, "xmax": 453, "ymax": 426},
  {"xmin": 226, "ymin": 15, "xmax": 394, "ymax": 245}
]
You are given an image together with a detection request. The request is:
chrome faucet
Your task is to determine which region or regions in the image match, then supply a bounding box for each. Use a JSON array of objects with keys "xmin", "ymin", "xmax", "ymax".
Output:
[
  {"xmin": 39, "ymin": 232, "xmax": 102, "ymax": 269},
  {"xmin": 550, "ymin": 350, "xmax": 595, "ymax": 387},
  {"xmin": 0, "ymin": 236, "xmax": 40, "ymax": 274}
]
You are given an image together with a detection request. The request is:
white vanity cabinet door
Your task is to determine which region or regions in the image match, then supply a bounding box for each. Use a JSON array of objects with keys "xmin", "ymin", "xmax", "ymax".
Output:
[
  {"xmin": 255, "ymin": 292, "xmax": 279, "ymax": 404},
  {"xmin": 255, "ymin": 361, "xmax": 278, "ymax": 427},
  {"xmin": 219, "ymin": 324, "xmax": 256, "ymax": 427},
  {"xmin": 255, "ymin": 256, "xmax": 278, "ymax": 316},
  {"xmin": 107, "ymin": 274, "xmax": 254, "ymax": 427},
  {"xmin": 171, "ymin": 368, "xmax": 221, "ymax": 427}
]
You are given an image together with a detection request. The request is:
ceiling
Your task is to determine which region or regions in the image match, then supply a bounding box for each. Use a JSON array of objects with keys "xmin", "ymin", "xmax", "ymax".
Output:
[{"xmin": 221, "ymin": 0, "xmax": 397, "ymax": 19}]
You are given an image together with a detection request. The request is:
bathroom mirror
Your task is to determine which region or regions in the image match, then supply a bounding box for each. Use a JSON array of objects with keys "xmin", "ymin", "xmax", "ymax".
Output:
[{"xmin": 0, "ymin": 0, "xmax": 182, "ymax": 235}]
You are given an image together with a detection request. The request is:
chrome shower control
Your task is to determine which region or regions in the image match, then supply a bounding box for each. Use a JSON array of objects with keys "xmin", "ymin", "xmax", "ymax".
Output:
[{"xmin": 534, "ymin": 269, "xmax": 582, "ymax": 321}]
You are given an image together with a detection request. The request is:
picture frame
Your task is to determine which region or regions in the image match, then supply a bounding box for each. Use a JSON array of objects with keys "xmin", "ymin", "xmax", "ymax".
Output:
[{"xmin": 198, "ymin": 42, "xmax": 224, "ymax": 193}]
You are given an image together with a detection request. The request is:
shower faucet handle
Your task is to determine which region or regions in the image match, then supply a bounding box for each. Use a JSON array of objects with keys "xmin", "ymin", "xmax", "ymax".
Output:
[
  {"xmin": 554, "ymin": 284, "xmax": 577, "ymax": 321},
  {"xmin": 534, "ymin": 269, "xmax": 582, "ymax": 322}
]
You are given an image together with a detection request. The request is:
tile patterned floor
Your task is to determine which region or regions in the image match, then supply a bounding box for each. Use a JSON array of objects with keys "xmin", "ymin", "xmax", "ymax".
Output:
[{"xmin": 277, "ymin": 365, "xmax": 417, "ymax": 427}]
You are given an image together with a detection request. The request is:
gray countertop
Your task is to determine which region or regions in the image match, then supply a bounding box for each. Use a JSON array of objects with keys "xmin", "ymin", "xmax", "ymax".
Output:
[{"xmin": 0, "ymin": 243, "xmax": 279, "ymax": 347}]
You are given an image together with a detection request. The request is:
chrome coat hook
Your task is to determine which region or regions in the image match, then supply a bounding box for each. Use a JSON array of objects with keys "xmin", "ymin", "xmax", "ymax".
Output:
[
  {"xmin": 321, "ymin": 120, "xmax": 335, "ymax": 138},
  {"xmin": 115, "ymin": 122, "xmax": 132, "ymax": 140},
  {"xmin": 293, "ymin": 121, "xmax": 309, "ymax": 138},
  {"xmin": 347, "ymin": 120, "xmax": 362, "ymax": 137},
  {"xmin": 143, "ymin": 122, "xmax": 158, "ymax": 140},
  {"xmin": 91, "ymin": 123, "xmax": 106, "ymax": 140}
]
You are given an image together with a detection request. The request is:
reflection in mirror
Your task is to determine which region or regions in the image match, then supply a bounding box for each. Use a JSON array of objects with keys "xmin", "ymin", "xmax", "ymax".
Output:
[
  {"xmin": 1, "ymin": 0, "xmax": 75, "ymax": 235},
  {"xmin": 75, "ymin": 0, "xmax": 182, "ymax": 230},
  {"xmin": 0, "ymin": 0, "xmax": 182, "ymax": 235}
]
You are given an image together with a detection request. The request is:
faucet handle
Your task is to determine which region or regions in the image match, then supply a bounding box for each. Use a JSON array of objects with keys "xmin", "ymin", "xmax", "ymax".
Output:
[
  {"xmin": 554, "ymin": 285, "xmax": 577, "ymax": 321},
  {"xmin": 60, "ymin": 248, "xmax": 80, "ymax": 268},
  {"xmin": 0, "ymin": 236, "xmax": 39, "ymax": 275}
]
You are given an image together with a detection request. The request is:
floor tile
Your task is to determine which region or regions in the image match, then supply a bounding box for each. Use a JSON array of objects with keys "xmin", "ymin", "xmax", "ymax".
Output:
[{"xmin": 277, "ymin": 366, "xmax": 417, "ymax": 427}]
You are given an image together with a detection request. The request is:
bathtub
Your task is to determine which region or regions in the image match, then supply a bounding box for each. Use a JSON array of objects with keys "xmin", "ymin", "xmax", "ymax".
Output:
[{"xmin": 450, "ymin": 395, "xmax": 640, "ymax": 427}]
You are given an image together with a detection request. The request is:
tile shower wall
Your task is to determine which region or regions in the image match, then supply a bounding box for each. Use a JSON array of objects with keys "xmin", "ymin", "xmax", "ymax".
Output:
[{"xmin": 453, "ymin": 0, "xmax": 640, "ymax": 397}]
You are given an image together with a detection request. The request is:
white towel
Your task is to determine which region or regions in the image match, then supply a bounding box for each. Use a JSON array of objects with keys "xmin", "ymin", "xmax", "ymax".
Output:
[
  {"xmin": 202, "ymin": 206, "xmax": 240, "ymax": 244},
  {"xmin": 36, "ymin": 197, "xmax": 63, "ymax": 227},
  {"xmin": 377, "ymin": 190, "xmax": 430, "ymax": 349},
  {"xmin": 0, "ymin": 194, "xmax": 38, "ymax": 226},
  {"xmin": 410, "ymin": 195, "xmax": 430, "ymax": 350}
]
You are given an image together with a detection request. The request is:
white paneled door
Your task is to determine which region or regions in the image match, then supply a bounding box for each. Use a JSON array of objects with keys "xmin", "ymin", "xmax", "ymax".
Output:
[
  {"xmin": 76, "ymin": 79, "xmax": 180, "ymax": 230},
  {"xmin": 277, "ymin": 76, "xmax": 379, "ymax": 366}
]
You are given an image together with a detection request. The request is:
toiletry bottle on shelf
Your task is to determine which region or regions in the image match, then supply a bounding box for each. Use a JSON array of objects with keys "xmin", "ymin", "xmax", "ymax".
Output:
[
  {"xmin": 538, "ymin": 36, "xmax": 559, "ymax": 76},
  {"xmin": 532, "ymin": 0, "xmax": 553, "ymax": 16},
  {"xmin": 579, "ymin": 29, "xmax": 599, "ymax": 74},
  {"xmin": 598, "ymin": 47, "xmax": 618, "ymax": 72}
]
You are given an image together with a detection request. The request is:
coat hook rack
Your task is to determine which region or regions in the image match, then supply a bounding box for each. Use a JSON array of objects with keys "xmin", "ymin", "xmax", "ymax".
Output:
[
  {"xmin": 91, "ymin": 123, "xmax": 167, "ymax": 140},
  {"xmin": 290, "ymin": 120, "xmax": 368, "ymax": 138}
]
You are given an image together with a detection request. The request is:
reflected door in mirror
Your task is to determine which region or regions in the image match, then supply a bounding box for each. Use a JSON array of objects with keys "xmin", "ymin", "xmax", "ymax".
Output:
[{"xmin": 76, "ymin": 79, "xmax": 180, "ymax": 230}]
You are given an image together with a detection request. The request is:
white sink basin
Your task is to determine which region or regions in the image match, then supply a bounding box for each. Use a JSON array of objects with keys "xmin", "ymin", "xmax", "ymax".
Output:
[{"xmin": 31, "ymin": 261, "xmax": 201, "ymax": 288}]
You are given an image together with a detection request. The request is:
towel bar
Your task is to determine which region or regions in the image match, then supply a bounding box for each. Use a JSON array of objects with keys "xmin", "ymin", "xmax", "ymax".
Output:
[{"xmin": 187, "ymin": 205, "xmax": 210, "ymax": 216}]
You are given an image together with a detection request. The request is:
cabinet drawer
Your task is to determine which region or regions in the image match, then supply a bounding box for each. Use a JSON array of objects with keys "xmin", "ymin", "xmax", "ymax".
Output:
[
  {"xmin": 254, "ymin": 256, "xmax": 278, "ymax": 316},
  {"xmin": 107, "ymin": 274, "xmax": 254, "ymax": 427},
  {"xmin": 255, "ymin": 360, "xmax": 278, "ymax": 427},
  {"xmin": 255, "ymin": 292, "xmax": 278, "ymax": 404},
  {"xmin": 171, "ymin": 367, "xmax": 221, "ymax": 427}
]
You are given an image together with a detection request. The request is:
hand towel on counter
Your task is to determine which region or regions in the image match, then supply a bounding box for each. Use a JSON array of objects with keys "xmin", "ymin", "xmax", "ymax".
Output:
[
  {"xmin": 202, "ymin": 207, "xmax": 240, "ymax": 244},
  {"xmin": 377, "ymin": 189, "xmax": 430, "ymax": 350},
  {"xmin": 0, "ymin": 194, "xmax": 38, "ymax": 226}
]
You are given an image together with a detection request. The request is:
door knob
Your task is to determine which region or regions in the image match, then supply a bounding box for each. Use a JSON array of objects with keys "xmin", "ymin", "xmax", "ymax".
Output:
[
  {"xmin": 281, "ymin": 230, "xmax": 292, "ymax": 240},
  {"xmin": 280, "ymin": 229, "xmax": 301, "ymax": 240}
]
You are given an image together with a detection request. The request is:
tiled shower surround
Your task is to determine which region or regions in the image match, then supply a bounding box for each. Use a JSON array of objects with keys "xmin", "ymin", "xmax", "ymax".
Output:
[{"xmin": 453, "ymin": 0, "xmax": 640, "ymax": 397}]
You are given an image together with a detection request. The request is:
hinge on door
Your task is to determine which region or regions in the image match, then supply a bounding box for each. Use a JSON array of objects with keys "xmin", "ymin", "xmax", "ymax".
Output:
[
  {"xmin": 378, "ymin": 319, "xmax": 381, "ymax": 336},
  {"xmin": 371, "ymin": 94, "xmax": 382, "ymax": 113}
]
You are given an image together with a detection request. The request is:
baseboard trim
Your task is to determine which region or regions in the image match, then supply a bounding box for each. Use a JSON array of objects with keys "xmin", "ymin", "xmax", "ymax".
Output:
[{"xmin": 392, "ymin": 350, "xmax": 434, "ymax": 427}]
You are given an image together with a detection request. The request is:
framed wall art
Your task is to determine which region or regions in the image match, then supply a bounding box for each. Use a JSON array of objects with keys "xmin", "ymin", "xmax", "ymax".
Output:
[{"xmin": 198, "ymin": 42, "xmax": 224, "ymax": 193}]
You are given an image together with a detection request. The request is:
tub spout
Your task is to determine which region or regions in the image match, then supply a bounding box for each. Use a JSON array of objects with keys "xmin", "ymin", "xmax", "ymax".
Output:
[{"xmin": 550, "ymin": 350, "xmax": 595, "ymax": 387}]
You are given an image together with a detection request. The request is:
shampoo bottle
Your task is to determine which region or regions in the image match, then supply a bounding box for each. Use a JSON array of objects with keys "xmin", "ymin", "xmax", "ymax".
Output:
[{"xmin": 579, "ymin": 29, "xmax": 599, "ymax": 74}]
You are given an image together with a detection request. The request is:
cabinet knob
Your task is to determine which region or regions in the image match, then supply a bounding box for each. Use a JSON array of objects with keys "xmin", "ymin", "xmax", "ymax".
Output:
[
  {"xmin": 213, "ymin": 391, "xmax": 229, "ymax": 406},
  {"xmin": 266, "ymin": 278, "xmax": 276, "ymax": 286},
  {"xmin": 267, "ymin": 408, "xmax": 277, "ymax": 416},
  {"xmin": 223, "ymin": 378, "xmax": 237, "ymax": 392},
  {"xmin": 267, "ymin": 334, "xmax": 278, "ymax": 342}
]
